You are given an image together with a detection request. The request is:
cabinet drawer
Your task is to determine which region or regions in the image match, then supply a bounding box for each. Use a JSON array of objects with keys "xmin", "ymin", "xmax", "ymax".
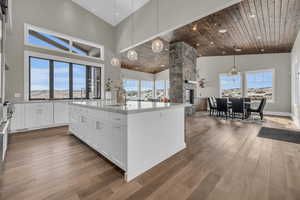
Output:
[{"xmin": 109, "ymin": 113, "xmax": 126, "ymax": 125}]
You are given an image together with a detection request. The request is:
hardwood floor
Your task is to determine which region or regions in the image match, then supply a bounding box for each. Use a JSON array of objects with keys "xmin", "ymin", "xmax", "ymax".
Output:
[{"xmin": 1, "ymin": 114, "xmax": 300, "ymax": 200}]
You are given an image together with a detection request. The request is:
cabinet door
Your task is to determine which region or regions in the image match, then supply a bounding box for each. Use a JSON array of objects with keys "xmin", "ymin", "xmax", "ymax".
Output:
[
  {"xmin": 110, "ymin": 125, "xmax": 126, "ymax": 167},
  {"xmin": 69, "ymin": 106, "xmax": 80, "ymax": 135},
  {"xmin": 54, "ymin": 102, "xmax": 69, "ymax": 124},
  {"xmin": 11, "ymin": 104, "xmax": 25, "ymax": 131},
  {"xmin": 25, "ymin": 103, "xmax": 54, "ymax": 128}
]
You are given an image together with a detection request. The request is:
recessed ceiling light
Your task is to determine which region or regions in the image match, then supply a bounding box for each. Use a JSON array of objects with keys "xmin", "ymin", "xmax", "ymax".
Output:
[
  {"xmin": 210, "ymin": 41, "xmax": 214, "ymax": 45},
  {"xmin": 196, "ymin": 43, "xmax": 200, "ymax": 46},
  {"xmin": 161, "ymin": 64, "xmax": 165, "ymax": 67},
  {"xmin": 257, "ymin": 36, "xmax": 262, "ymax": 40},
  {"xmin": 235, "ymin": 48, "xmax": 242, "ymax": 52},
  {"xmin": 249, "ymin": 14, "xmax": 256, "ymax": 18},
  {"xmin": 261, "ymin": 49, "xmax": 265, "ymax": 52},
  {"xmin": 192, "ymin": 24, "xmax": 197, "ymax": 31},
  {"xmin": 219, "ymin": 29, "xmax": 227, "ymax": 33}
]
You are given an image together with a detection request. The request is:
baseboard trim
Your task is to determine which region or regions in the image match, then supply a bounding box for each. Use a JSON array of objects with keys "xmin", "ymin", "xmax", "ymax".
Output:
[
  {"xmin": 10, "ymin": 123, "xmax": 70, "ymax": 134},
  {"xmin": 264, "ymin": 111, "xmax": 291, "ymax": 117}
]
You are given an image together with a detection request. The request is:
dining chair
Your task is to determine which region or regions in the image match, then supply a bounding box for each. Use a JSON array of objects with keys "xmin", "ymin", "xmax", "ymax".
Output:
[
  {"xmin": 208, "ymin": 97, "xmax": 217, "ymax": 116},
  {"xmin": 244, "ymin": 98, "xmax": 251, "ymax": 102},
  {"xmin": 231, "ymin": 98, "xmax": 245, "ymax": 120},
  {"xmin": 216, "ymin": 98, "xmax": 229, "ymax": 119},
  {"xmin": 248, "ymin": 98, "xmax": 267, "ymax": 120}
]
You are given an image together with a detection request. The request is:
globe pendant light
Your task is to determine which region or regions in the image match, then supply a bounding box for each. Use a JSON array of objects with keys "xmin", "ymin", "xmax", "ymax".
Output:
[
  {"xmin": 151, "ymin": 0, "xmax": 163, "ymax": 53},
  {"xmin": 127, "ymin": 49, "xmax": 138, "ymax": 61},
  {"xmin": 111, "ymin": 0, "xmax": 120, "ymax": 66},
  {"xmin": 111, "ymin": 57, "xmax": 120, "ymax": 66},
  {"xmin": 152, "ymin": 39, "xmax": 164, "ymax": 53},
  {"xmin": 127, "ymin": 0, "xmax": 138, "ymax": 61}
]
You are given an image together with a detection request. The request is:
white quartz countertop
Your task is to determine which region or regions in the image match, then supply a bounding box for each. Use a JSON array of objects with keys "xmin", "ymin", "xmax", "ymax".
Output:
[{"xmin": 69, "ymin": 101, "xmax": 188, "ymax": 114}]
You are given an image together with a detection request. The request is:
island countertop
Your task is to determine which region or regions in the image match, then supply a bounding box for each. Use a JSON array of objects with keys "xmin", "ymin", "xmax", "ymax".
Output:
[{"xmin": 69, "ymin": 100, "xmax": 188, "ymax": 114}]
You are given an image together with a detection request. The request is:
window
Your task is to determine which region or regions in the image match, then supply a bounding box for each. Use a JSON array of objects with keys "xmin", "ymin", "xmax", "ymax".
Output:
[
  {"xmin": 72, "ymin": 41, "xmax": 102, "ymax": 59},
  {"xmin": 123, "ymin": 80, "xmax": 139, "ymax": 100},
  {"xmin": 246, "ymin": 70, "xmax": 274, "ymax": 101},
  {"xmin": 29, "ymin": 56, "xmax": 102, "ymax": 100},
  {"xmin": 73, "ymin": 64, "xmax": 86, "ymax": 98},
  {"xmin": 155, "ymin": 80, "xmax": 165, "ymax": 99},
  {"xmin": 141, "ymin": 81, "xmax": 154, "ymax": 101},
  {"xmin": 25, "ymin": 24, "xmax": 104, "ymax": 60},
  {"xmin": 53, "ymin": 61, "xmax": 69, "ymax": 99},
  {"xmin": 28, "ymin": 29, "xmax": 70, "ymax": 52},
  {"xmin": 30, "ymin": 57, "xmax": 50, "ymax": 99},
  {"xmin": 219, "ymin": 74, "xmax": 242, "ymax": 98}
]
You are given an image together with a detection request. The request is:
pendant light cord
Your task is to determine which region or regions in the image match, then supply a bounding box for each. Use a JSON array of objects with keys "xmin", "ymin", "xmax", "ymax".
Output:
[
  {"xmin": 156, "ymin": 0, "xmax": 159, "ymax": 33},
  {"xmin": 131, "ymin": 0, "xmax": 134, "ymax": 46}
]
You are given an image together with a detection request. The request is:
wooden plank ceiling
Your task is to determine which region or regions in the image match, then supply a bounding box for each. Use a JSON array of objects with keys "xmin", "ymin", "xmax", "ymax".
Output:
[{"xmin": 121, "ymin": 0, "xmax": 300, "ymax": 74}]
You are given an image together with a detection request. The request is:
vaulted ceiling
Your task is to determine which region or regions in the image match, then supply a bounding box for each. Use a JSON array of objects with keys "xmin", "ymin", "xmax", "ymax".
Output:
[
  {"xmin": 121, "ymin": 0, "xmax": 300, "ymax": 74},
  {"xmin": 72, "ymin": 0, "xmax": 150, "ymax": 26}
]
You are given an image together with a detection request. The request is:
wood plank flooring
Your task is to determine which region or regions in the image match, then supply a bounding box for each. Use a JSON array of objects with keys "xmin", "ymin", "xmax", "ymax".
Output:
[{"xmin": 1, "ymin": 114, "xmax": 300, "ymax": 200}]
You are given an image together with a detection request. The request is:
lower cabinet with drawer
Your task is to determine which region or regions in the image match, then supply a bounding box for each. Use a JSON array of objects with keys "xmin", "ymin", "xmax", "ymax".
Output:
[
  {"xmin": 11, "ymin": 102, "xmax": 70, "ymax": 133},
  {"xmin": 68, "ymin": 105, "xmax": 127, "ymax": 170}
]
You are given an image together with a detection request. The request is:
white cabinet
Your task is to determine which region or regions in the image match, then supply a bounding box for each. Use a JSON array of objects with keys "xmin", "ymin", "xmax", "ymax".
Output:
[
  {"xmin": 11, "ymin": 102, "xmax": 70, "ymax": 132},
  {"xmin": 68, "ymin": 105, "xmax": 127, "ymax": 170},
  {"xmin": 24, "ymin": 103, "xmax": 54, "ymax": 128},
  {"xmin": 11, "ymin": 104, "xmax": 25, "ymax": 131},
  {"xmin": 54, "ymin": 102, "xmax": 69, "ymax": 124}
]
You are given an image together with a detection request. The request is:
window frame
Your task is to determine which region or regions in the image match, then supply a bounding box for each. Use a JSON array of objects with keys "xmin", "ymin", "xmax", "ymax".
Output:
[
  {"xmin": 24, "ymin": 24, "xmax": 105, "ymax": 61},
  {"xmin": 28, "ymin": 57, "xmax": 51, "ymax": 100},
  {"xmin": 25, "ymin": 51, "xmax": 104, "ymax": 101},
  {"xmin": 219, "ymin": 73, "xmax": 243, "ymax": 98},
  {"xmin": 245, "ymin": 68, "xmax": 275, "ymax": 103}
]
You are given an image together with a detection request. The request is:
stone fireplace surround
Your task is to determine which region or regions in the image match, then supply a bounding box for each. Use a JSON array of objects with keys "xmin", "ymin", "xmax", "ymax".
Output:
[{"xmin": 169, "ymin": 41, "xmax": 198, "ymax": 115}]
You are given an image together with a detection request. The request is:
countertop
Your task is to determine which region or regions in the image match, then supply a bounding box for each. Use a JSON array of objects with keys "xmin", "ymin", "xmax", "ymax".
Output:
[{"xmin": 69, "ymin": 101, "xmax": 188, "ymax": 115}]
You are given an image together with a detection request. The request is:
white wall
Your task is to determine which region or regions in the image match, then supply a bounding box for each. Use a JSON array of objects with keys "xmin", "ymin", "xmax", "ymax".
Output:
[
  {"xmin": 116, "ymin": 0, "xmax": 241, "ymax": 52},
  {"xmin": 197, "ymin": 53, "xmax": 291, "ymax": 114},
  {"xmin": 121, "ymin": 68, "xmax": 154, "ymax": 81},
  {"xmin": 6, "ymin": 0, "xmax": 120, "ymax": 101},
  {"xmin": 155, "ymin": 69, "xmax": 169, "ymax": 81},
  {"xmin": 291, "ymin": 31, "xmax": 300, "ymax": 126}
]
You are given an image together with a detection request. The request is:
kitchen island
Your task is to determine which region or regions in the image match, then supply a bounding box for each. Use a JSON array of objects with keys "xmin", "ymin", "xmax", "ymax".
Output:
[{"xmin": 68, "ymin": 101, "xmax": 186, "ymax": 181}]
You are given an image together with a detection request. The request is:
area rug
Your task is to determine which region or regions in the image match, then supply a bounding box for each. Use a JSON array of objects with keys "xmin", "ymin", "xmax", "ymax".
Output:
[{"xmin": 258, "ymin": 127, "xmax": 300, "ymax": 144}]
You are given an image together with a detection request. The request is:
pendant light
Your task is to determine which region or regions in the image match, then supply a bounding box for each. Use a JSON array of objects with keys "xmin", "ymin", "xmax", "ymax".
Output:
[
  {"xmin": 111, "ymin": 0, "xmax": 120, "ymax": 66},
  {"xmin": 152, "ymin": 0, "xmax": 164, "ymax": 53},
  {"xmin": 229, "ymin": 55, "xmax": 238, "ymax": 75},
  {"xmin": 127, "ymin": 0, "xmax": 138, "ymax": 61},
  {"xmin": 111, "ymin": 57, "xmax": 120, "ymax": 66}
]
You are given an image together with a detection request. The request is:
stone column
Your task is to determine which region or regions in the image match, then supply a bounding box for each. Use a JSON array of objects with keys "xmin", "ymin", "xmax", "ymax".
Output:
[{"xmin": 169, "ymin": 42, "xmax": 198, "ymax": 104}]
